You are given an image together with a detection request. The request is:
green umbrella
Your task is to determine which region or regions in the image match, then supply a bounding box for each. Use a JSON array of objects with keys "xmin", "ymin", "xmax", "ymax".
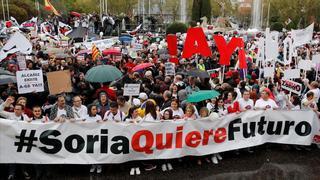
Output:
[
  {"xmin": 186, "ymin": 90, "xmax": 220, "ymax": 103},
  {"xmin": 85, "ymin": 65, "xmax": 122, "ymax": 83}
]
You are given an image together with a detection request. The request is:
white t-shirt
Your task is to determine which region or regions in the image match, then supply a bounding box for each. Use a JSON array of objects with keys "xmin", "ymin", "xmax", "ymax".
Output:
[
  {"xmin": 56, "ymin": 108, "xmax": 67, "ymax": 118},
  {"xmin": 85, "ymin": 115, "xmax": 102, "ymax": 122},
  {"xmin": 103, "ymin": 110, "xmax": 125, "ymax": 122},
  {"xmin": 206, "ymin": 103, "xmax": 215, "ymax": 112},
  {"xmin": 141, "ymin": 113, "xmax": 160, "ymax": 123},
  {"xmin": 73, "ymin": 105, "xmax": 88, "ymax": 120},
  {"xmin": 254, "ymin": 98, "xmax": 279, "ymax": 109},
  {"xmin": 238, "ymin": 98, "xmax": 254, "ymax": 111},
  {"xmin": 160, "ymin": 107, "xmax": 184, "ymax": 118},
  {"xmin": 301, "ymin": 98, "xmax": 317, "ymax": 110},
  {"xmin": 304, "ymin": 88, "xmax": 320, "ymax": 103}
]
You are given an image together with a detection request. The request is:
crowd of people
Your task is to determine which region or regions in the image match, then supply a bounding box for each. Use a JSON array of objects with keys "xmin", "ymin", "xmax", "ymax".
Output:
[{"xmin": 1, "ymin": 13, "xmax": 320, "ymax": 179}]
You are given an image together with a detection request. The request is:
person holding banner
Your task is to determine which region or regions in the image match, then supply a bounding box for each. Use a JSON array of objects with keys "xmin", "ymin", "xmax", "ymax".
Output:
[
  {"xmin": 103, "ymin": 101, "xmax": 126, "ymax": 122},
  {"xmin": 0, "ymin": 97, "xmax": 30, "ymax": 121},
  {"xmin": 28, "ymin": 106, "xmax": 47, "ymax": 123},
  {"xmin": 72, "ymin": 96, "xmax": 88, "ymax": 121},
  {"xmin": 161, "ymin": 99, "xmax": 184, "ymax": 119},
  {"xmin": 254, "ymin": 89, "xmax": 279, "ymax": 110},
  {"xmin": 226, "ymin": 91, "xmax": 240, "ymax": 114},
  {"xmin": 83, "ymin": 104, "xmax": 103, "ymax": 173},
  {"xmin": 125, "ymin": 106, "xmax": 143, "ymax": 123},
  {"xmin": 49, "ymin": 95, "xmax": 74, "ymax": 122},
  {"xmin": 0, "ymin": 97, "xmax": 31, "ymax": 180},
  {"xmin": 16, "ymin": 97, "xmax": 33, "ymax": 118},
  {"xmin": 301, "ymin": 92, "xmax": 318, "ymax": 112},
  {"xmin": 238, "ymin": 90, "xmax": 254, "ymax": 111}
]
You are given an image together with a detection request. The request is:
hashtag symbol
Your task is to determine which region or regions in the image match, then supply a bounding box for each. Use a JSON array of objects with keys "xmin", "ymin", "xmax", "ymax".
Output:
[{"xmin": 14, "ymin": 130, "xmax": 38, "ymax": 152}]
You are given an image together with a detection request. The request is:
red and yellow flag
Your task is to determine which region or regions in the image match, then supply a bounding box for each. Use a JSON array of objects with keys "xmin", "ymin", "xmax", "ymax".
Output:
[
  {"xmin": 92, "ymin": 44, "xmax": 100, "ymax": 62},
  {"xmin": 44, "ymin": 0, "xmax": 61, "ymax": 16}
]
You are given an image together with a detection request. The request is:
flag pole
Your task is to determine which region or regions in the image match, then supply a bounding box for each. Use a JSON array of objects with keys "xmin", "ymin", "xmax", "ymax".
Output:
[
  {"xmin": 5, "ymin": 0, "xmax": 8, "ymax": 20},
  {"xmin": 1, "ymin": 0, "xmax": 5, "ymax": 21}
]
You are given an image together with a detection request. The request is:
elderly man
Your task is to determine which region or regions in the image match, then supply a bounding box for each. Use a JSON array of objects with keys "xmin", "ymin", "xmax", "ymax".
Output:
[
  {"xmin": 72, "ymin": 96, "xmax": 88, "ymax": 121},
  {"xmin": 49, "ymin": 95, "xmax": 74, "ymax": 122}
]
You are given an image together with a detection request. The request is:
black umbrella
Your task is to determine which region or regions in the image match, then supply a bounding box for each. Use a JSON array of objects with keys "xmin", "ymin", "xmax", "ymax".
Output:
[
  {"xmin": 67, "ymin": 26, "xmax": 98, "ymax": 43},
  {"xmin": 0, "ymin": 75, "xmax": 16, "ymax": 85},
  {"xmin": 185, "ymin": 69, "xmax": 210, "ymax": 78}
]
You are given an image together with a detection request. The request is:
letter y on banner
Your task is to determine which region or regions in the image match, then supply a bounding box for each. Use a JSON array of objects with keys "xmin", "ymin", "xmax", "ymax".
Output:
[{"xmin": 214, "ymin": 35, "xmax": 246, "ymax": 68}]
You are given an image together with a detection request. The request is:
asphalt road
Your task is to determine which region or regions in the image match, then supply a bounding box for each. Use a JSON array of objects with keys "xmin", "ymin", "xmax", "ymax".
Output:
[{"xmin": 1, "ymin": 144, "xmax": 320, "ymax": 180}]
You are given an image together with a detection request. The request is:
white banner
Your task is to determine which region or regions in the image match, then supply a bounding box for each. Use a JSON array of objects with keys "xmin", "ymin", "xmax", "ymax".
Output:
[
  {"xmin": 165, "ymin": 62, "xmax": 175, "ymax": 76},
  {"xmin": 123, "ymin": 84, "xmax": 140, "ymax": 96},
  {"xmin": 0, "ymin": 110, "xmax": 319, "ymax": 164},
  {"xmin": 292, "ymin": 23, "xmax": 314, "ymax": 47},
  {"xmin": 16, "ymin": 70, "xmax": 44, "ymax": 94},
  {"xmin": 0, "ymin": 32, "xmax": 32, "ymax": 61}
]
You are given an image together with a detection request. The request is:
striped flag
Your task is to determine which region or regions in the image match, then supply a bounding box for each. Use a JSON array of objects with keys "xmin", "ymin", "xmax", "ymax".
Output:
[
  {"xmin": 92, "ymin": 44, "xmax": 100, "ymax": 61},
  {"xmin": 44, "ymin": 0, "xmax": 61, "ymax": 16}
]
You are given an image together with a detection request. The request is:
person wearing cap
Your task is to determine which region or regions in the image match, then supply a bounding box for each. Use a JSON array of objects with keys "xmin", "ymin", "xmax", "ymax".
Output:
[{"xmin": 137, "ymin": 93, "xmax": 148, "ymax": 117}]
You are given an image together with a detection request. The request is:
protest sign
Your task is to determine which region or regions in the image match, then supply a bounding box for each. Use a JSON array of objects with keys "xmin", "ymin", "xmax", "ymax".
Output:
[
  {"xmin": 17, "ymin": 54, "xmax": 27, "ymax": 70},
  {"xmin": 0, "ymin": 110, "xmax": 318, "ymax": 164},
  {"xmin": 292, "ymin": 23, "xmax": 314, "ymax": 47},
  {"xmin": 47, "ymin": 70, "xmax": 72, "ymax": 95},
  {"xmin": 283, "ymin": 69, "xmax": 300, "ymax": 80},
  {"xmin": 281, "ymin": 79, "xmax": 302, "ymax": 95},
  {"xmin": 165, "ymin": 62, "xmax": 175, "ymax": 76},
  {"xmin": 123, "ymin": 84, "xmax": 140, "ymax": 96},
  {"xmin": 133, "ymin": 43, "xmax": 143, "ymax": 51},
  {"xmin": 264, "ymin": 67, "xmax": 274, "ymax": 78},
  {"xmin": 16, "ymin": 70, "xmax": 44, "ymax": 94},
  {"xmin": 298, "ymin": 60, "xmax": 313, "ymax": 70},
  {"xmin": 312, "ymin": 54, "xmax": 320, "ymax": 64}
]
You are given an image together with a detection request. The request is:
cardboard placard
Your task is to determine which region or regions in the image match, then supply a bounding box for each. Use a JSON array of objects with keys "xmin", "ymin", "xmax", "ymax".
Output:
[
  {"xmin": 298, "ymin": 60, "xmax": 313, "ymax": 70},
  {"xmin": 123, "ymin": 84, "xmax": 140, "ymax": 96},
  {"xmin": 16, "ymin": 70, "xmax": 44, "ymax": 94},
  {"xmin": 47, "ymin": 70, "xmax": 72, "ymax": 95},
  {"xmin": 264, "ymin": 67, "xmax": 274, "ymax": 78},
  {"xmin": 312, "ymin": 54, "xmax": 320, "ymax": 64},
  {"xmin": 283, "ymin": 69, "xmax": 300, "ymax": 80},
  {"xmin": 133, "ymin": 43, "xmax": 143, "ymax": 51},
  {"xmin": 17, "ymin": 54, "xmax": 27, "ymax": 70},
  {"xmin": 281, "ymin": 79, "xmax": 302, "ymax": 95},
  {"xmin": 165, "ymin": 62, "xmax": 175, "ymax": 76}
]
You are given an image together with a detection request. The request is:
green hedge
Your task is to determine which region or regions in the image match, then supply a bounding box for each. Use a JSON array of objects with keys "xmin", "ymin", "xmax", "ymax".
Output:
[{"xmin": 166, "ymin": 22, "xmax": 188, "ymax": 34}]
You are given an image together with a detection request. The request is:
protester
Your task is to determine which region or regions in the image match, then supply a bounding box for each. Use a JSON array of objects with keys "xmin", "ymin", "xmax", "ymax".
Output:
[
  {"xmin": 49, "ymin": 95, "xmax": 74, "ymax": 122},
  {"xmin": 238, "ymin": 90, "xmax": 254, "ymax": 111},
  {"xmin": 72, "ymin": 95, "xmax": 88, "ymax": 121},
  {"xmin": 103, "ymin": 101, "xmax": 125, "ymax": 122},
  {"xmin": 161, "ymin": 99, "xmax": 184, "ymax": 119},
  {"xmin": 0, "ymin": 97, "xmax": 29, "ymax": 121},
  {"xmin": 125, "ymin": 106, "xmax": 142, "ymax": 123},
  {"xmin": 0, "ymin": 11, "xmax": 320, "ymax": 179},
  {"xmin": 254, "ymin": 89, "xmax": 279, "ymax": 110}
]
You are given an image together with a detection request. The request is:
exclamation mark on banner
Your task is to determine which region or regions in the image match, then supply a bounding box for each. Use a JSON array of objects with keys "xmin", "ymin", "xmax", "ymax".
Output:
[{"xmin": 166, "ymin": 34, "xmax": 179, "ymax": 65}]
